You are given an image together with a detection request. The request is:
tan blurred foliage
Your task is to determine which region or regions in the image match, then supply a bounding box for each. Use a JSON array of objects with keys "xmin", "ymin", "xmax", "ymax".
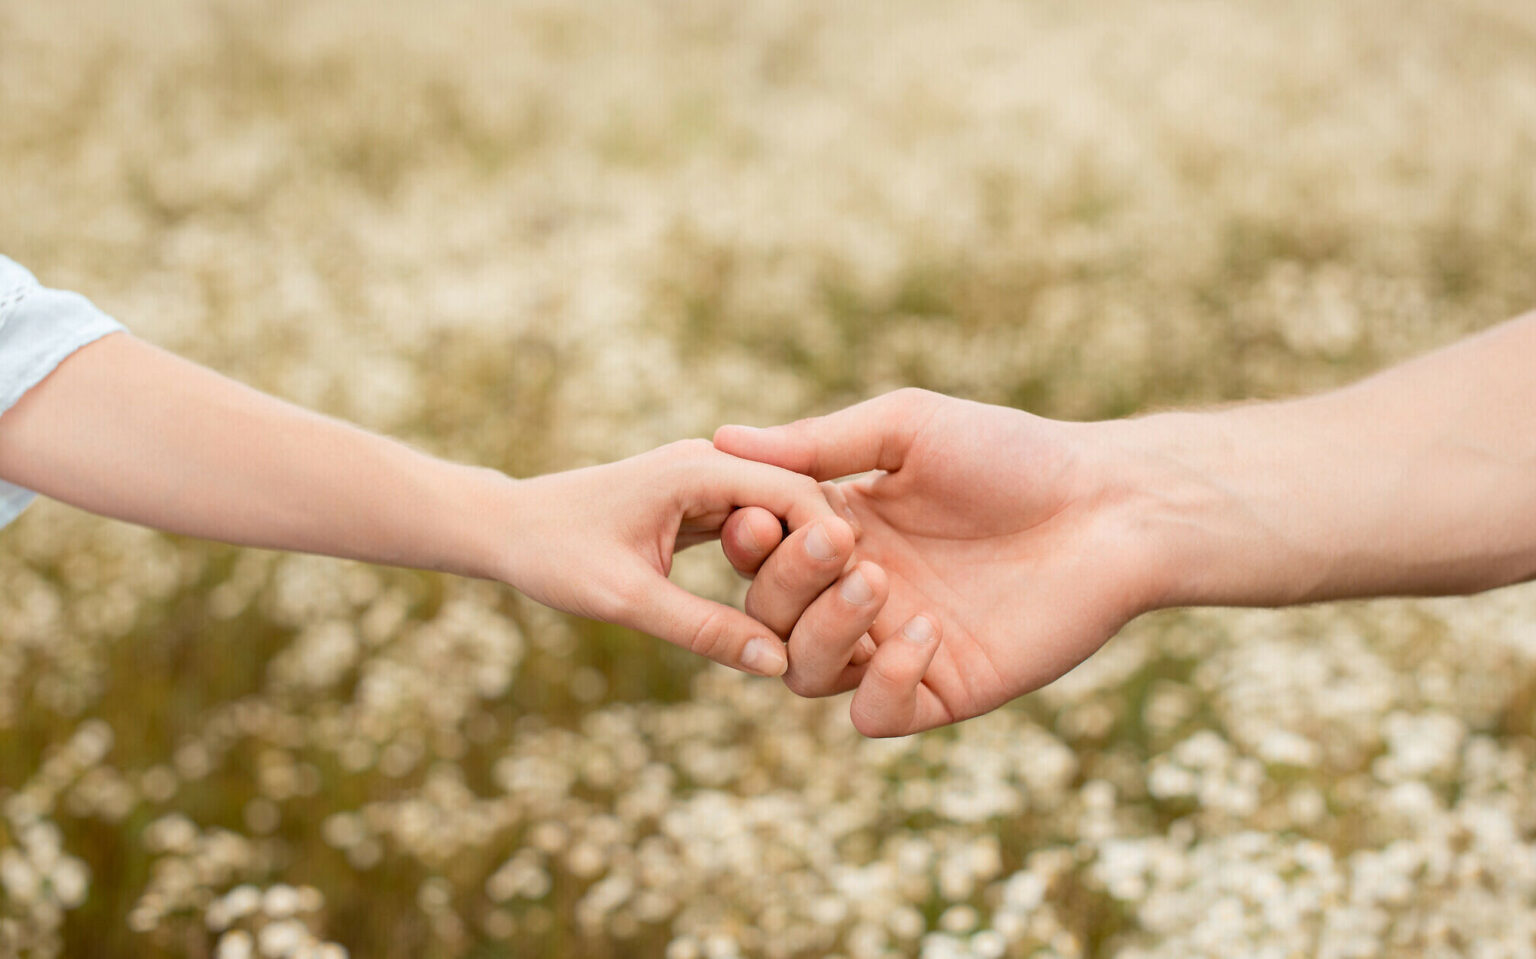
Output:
[{"xmin": 3, "ymin": 1, "xmax": 1536, "ymax": 957}]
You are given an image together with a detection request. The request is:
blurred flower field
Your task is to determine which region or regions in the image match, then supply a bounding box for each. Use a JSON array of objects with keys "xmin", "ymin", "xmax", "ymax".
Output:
[{"xmin": 4, "ymin": 0, "xmax": 1536, "ymax": 956}]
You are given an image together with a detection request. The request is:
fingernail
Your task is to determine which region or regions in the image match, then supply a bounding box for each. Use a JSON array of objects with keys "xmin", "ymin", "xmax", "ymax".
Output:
[
  {"xmin": 805, "ymin": 523, "xmax": 838, "ymax": 561},
  {"xmin": 738, "ymin": 520, "xmax": 763, "ymax": 556},
  {"xmin": 902, "ymin": 616, "xmax": 936, "ymax": 645},
  {"xmin": 854, "ymin": 634, "xmax": 878, "ymax": 662},
  {"xmin": 741, "ymin": 637, "xmax": 787, "ymax": 676},
  {"xmin": 840, "ymin": 569, "xmax": 874, "ymax": 605}
]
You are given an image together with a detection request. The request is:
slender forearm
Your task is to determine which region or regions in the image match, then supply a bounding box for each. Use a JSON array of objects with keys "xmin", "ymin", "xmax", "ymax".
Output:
[
  {"xmin": 1103, "ymin": 312, "xmax": 1536, "ymax": 608},
  {"xmin": 0, "ymin": 334, "xmax": 514, "ymax": 579},
  {"xmin": 0, "ymin": 330, "xmax": 846, "ymax": 677}
]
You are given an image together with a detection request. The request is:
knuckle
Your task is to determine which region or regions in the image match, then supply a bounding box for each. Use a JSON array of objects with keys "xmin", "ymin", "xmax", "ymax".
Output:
[
  {"xmin": 664, "ymin": 437, "xmax": 714, "ymax": 460},
  {"xmin": 782, "ymin": 666, "xmax": 831, "ymax": 699},
  {"xmin": 866, "ymin": 655, "xmax": 903, "ymax": 690},
  {"xmin": 892, "ymin": 386, "xmax": 935, "ymax": 407},
  {"xmin": 590, "ymin": 576, "xmax": 642, "ymax": 625},
  {"xmin": 890, "ymin": 386, "xmax": 945, "ymax": 423},
  {"xmin": 781, "ymin": 669, "xmax": 816, "ymax": 698},
  {"xmin": 762, "ymin": 547, "xmax": 807, "ymax": 594},
  {"xmin": 686, "ymin": 605, "xmax": 735, "ymax": 662},
  {"xmin": 850, "ymin": 701, "xmax": 897, "ymax": 739}
]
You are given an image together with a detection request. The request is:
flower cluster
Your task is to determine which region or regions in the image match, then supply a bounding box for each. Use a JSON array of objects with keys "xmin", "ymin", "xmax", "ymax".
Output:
[{"xmin": 3, "ymin": 0, "xmax": 1536, "ymax": 957}]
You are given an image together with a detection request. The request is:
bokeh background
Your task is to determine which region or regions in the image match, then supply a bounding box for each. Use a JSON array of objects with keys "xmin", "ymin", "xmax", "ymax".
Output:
[{"xmin": 4, "ymin": 1, "xmax": 1536, "ymax": 957}]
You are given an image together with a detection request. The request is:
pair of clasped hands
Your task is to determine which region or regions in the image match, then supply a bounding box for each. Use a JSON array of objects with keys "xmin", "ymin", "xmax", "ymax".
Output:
[
  {"xmin": 0, "ymin": 330, "xmax": 1129, "ymax": 739},
  {"xmin": 521, "ymin": 387, "xmax": 1139, "ymax": 739},
  {"xmin": 10, "ymin": 316, "xmax": 1532, "ymax": 739}
]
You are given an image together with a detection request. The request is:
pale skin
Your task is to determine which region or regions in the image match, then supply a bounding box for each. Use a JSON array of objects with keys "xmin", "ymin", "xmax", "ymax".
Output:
[
  {"xmin": 10, "ymin": 314, "xmax": 1534, "ymax": 731},
  {"xmin": 0, "ymin": 332, "xmax": 886, "ymax": 678},
  {"xmin": 718, "ymin": 311, "xmax": 1536, "ymax": 737}
]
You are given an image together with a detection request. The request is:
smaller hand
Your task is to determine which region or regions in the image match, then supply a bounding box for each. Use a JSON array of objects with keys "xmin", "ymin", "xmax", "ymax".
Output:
[{"xmin": 496, "ymin": 439, "xmax": 867, "ymax": 678}]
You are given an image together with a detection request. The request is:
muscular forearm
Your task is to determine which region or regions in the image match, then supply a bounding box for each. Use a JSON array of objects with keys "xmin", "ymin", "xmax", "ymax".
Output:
[
  {"xmin": 0, "ymin": 334, "xmax": 514, "ymax": 579},
  {"xmin": 1102, "ymin": 312, "xmax": 1536, "ymax": 608}
]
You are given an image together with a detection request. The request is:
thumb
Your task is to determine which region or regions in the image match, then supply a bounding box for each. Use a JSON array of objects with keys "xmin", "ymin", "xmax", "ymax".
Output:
[
  {"xmin": 621, "ymin": 574, "xmax": 788, "ymax": 677},
  {"xmin": 713, "ymin": 388, "xmax": 934, "ymax": 481}
]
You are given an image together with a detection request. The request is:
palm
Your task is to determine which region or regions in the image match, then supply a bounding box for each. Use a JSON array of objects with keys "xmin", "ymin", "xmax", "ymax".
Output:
[{"xmin": 835, "ymin": 403, "xmax": 1137, "ymax": 724}]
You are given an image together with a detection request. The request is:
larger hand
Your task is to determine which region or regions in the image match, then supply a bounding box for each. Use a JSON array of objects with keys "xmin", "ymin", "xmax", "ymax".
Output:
[{"xmin": 716, "ymin": 389, "xmax": 1161, "ymax": 735}]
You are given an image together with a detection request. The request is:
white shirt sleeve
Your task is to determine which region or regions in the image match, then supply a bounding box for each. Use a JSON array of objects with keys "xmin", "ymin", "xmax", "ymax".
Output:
[{"xmin": 0, "ymin": 255, "xmax": 126, "ymax": 528}]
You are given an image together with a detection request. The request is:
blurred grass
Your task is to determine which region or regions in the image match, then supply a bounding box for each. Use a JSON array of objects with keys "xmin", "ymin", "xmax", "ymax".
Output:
[{"xmin": 3, "ymin": 0, "xmax": 1536, "ymax": 957}]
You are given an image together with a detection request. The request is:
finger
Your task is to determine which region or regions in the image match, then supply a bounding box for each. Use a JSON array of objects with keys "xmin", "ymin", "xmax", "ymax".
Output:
[
  {"xmin": 713, "ymin": 389, "xmax": 934, "ymax": 481},
  {"xmin": 743, "ymin": 517, "xmax": 856, "ymax": 637},
  {"xmin": 680, "ymin": 443, "xmax": 836, "ymax": 531},
  {"xmin": 819, "ymin": 480, "xmax": 862, "ymax": 539},
  {"xmin": 782, "ymin": 561, "xmax": 889, "ymax": 698},
  {"xmin": 720, "ymin": 506, "xmax": 786, "ymax": 579},
  {"xmin": 621, "ymin": 573, "xmax": 788, "ymax": 677},
  {"xmin": 849, "ymin": 615, "xmax": 945, "ymax": 737}
]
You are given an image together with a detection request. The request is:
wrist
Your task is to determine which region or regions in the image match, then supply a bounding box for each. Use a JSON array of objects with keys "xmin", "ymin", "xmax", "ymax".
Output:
[
  {"xmin": 1082, "ymin": 408, "xmax": 1322, "ymax": 612},
  {"xmin": 423, "ymin": 462, "xmax": 527, "ymax": 583}
]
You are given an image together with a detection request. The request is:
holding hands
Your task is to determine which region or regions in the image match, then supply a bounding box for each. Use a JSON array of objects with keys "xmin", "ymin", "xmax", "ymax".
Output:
[
  {"xmin": 8, "ymin": 278, "xmax": 1533, "ymax": 740},
  {"xmin": 716, "ymin": 389, "xmax": 1151, "ymax": 736},
  {"xmin": 0, "ymin": 329, "xmax": 900, "ymax": 689},
  {"xmin": 489, "ymin": 438, "xmax": 864, "ymax": 680}
]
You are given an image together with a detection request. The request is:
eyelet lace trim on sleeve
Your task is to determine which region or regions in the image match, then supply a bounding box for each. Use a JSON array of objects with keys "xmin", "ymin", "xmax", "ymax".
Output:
[{"xmin": 0, "ymin": 266, "xmax": 37, "ymax": 329}]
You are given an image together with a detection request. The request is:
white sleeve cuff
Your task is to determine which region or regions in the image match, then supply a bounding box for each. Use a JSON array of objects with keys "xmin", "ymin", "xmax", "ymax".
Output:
[{"xmin": 0, "ymin": 259, "xmax": 126, "ymax": 527}]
